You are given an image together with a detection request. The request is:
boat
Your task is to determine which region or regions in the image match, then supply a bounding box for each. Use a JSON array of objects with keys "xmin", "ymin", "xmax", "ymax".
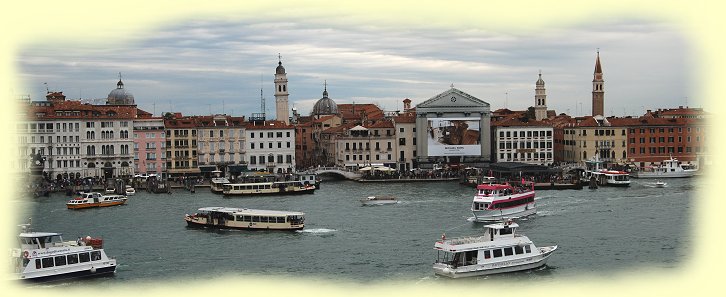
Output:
[
  {"xmin": 10, "ymin": 218, "xmax": 117, "ymax": 282},
  {"xmin": 222, "ymin": 180, "xmax": 316, "ymax": 196},
  {"xmin": 461, "ymin": 176, "xmax": 497, "ymax": 187},
  {"xmin": 630, "ymin": 156, "xmax": 698, "ymax": 178},
  {"xmin": 104, "ymin": 187, "xmax": 115, "ymax": 194},
  {"xmin": 66, "ymin": 192, "xmax": 128, "ymax": 209},
  {"xmin": 360, "ymin": 196, "xmax": 398, "ymax": 206},
  {"xmin": 124, "ymin": 185, "xmax": 136, "ymax": 196},
  {"xmin": 655, "ymin": 180, "xmax": 667, "ymax": 188},
  {"xmin": 184, "ymin": 207, "xmax": 305, "ymax": 230},
  {"xmin": 583, "ymin": 157, "xmax": 630, "ymax": 187},
  {"xmin": 470, "ymin": 181, "xmax": 535, "ymax": 222},
  {"xmin": 210, "ymin": 177, "xmax": 230, "ymax": 194},
  {"xmin": 433, "ymin": 220, "xmax": 557, "ymax": 278}
]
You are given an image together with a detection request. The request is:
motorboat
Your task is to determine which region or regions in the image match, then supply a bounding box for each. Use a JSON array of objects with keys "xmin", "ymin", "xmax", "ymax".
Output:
[
  {"xmin": 433, "ymin": 220, "xmax": 557, "ymax": 278},
  {"xmin": 210, "ymin": 177, "xmax": 230, "ymax": 194},
  {"xmin": 66, "ymin": 192, "xmax": 127, "ymax": 209},
  {"xmin": 124, "ymin": 185, "xmax": 136, "ymax": 196},
  {"xmin": 10, "ymin": 218, "xmax": 117, "ymax": 282},
  {"xmin": 630, "ymin": 156, "xmax": 697, "ymax": 178},
  {"xmin": 655, "ymin": 180, "xmax": 667, "ymax": 188},
  {"xmin": 184, "ymin": 207, "xmax": 305, "ymax": 230},
  {"xmin": 470, "ymin": 182, "xmax": 535, "ymax": 222},
  {"xmin": 360, "ymin": 196, "xmax": 398, "ymax": 206}
]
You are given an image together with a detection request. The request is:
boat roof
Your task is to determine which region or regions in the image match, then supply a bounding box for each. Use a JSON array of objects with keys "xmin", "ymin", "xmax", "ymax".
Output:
[
  {"xmin": 484, "ymin": 221, "xmax": 519, "ymax": 230},
  {"xmin": 19, "ymin": 232, "xmax": 62, "ymax": 238},
  {"xmin": 476, "ymin": 183, "xmax": 512, "ymax": 190},
  {"xmin": 196, "ymin": 207, "xmax": 304, "ymax": 216}
]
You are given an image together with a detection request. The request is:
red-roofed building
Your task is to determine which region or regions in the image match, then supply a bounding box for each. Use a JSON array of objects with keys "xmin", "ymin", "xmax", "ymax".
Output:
[
  {"xmin": 195, "ymin": 114, "xmax": 248, "ymax": 176},
  {"xmin": 294, "ymin": 114, "xmax": 342, "ymax": 169},
  {"xmin": 21, "ymin": 91, "xmax": 136, "ymax": 179},
  {"xmin": 164, "ymin": 114, "xmax": 200, "ymax": 176},
  {"xmin": 133, "ymin": 110, "xmax": 166, "ymax": 175}
]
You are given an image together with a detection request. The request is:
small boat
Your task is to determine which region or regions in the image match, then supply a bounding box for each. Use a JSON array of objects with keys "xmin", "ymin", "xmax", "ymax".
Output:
[
  {"xmin": 10, "ymin": 218, "xmax": 117, "ymax": 282},
  {"xmin": 470, "ymin": 182, "xmax": 535, "ymax": 222},
  {"xmin": 655, "ymin": 181, "xmax": 667, "ymax": 188},
  {"xmin": 433, "ymin": 220, "xmax": 557, "ymax": 278},
  {"xmin": 184, "ymin": 207, "xmax": 305, "ymax": 230},
  {"xmin": 124, "ymin": 185, "xmax": 136, "ymax": 196},
  {"xmin": 360, "ymin": 196, "xmax": 398, "ymax": 206},
  {"xmin": 210, "ymin": 177, "xmax": 230, "ymax": 194},
  {"xmin": 66, "ymin": 192, "xmax": 127, "ymax": 209},
  {"xmin": 104, "ymin": 187, "xmax": 115, "ymax": 194}
]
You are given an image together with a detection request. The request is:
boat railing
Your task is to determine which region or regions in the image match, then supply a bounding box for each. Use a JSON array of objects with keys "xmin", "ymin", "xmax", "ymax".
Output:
[{"xmin": 446, "ymin": 235, "xmax": 490, "ymax": 245}]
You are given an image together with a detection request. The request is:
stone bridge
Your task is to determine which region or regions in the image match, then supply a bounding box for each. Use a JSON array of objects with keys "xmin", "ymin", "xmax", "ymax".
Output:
[{"xmin": 307, "ymin": 167, "xmax": 362, "ymax": 180}]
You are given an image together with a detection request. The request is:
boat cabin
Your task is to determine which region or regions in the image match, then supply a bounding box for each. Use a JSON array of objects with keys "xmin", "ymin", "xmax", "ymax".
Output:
[{"xmin": 434, "ymin": 221, "xmax": 535, "ymax": 268}]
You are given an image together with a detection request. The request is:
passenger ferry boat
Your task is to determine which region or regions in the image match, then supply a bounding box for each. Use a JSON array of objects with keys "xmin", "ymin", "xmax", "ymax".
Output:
[
  {"xmin": 583, "ymin": 157, "xmax": 630, "ymax": 187},
  {"xmin": 360, "ymin": 196, "xmax": 398, "ymax": 206},
  {"xmin": 433, "ymin": 220, "xmax": 557, "ymax": 278},
  {"xmin": 210, "ymin": 177, "xmax": 231, "ymax": 194},
  {"xmin": 66, "ymin": 192, "xmax": 128, "ymax": 209},
  {"xmin": 184, "ymin": 207, "xmax": 305, "ymax": 230},
  {"xmin": 630, "ymin": 156, "xmax": 697, "ymax": 178},
  {"xmin": 470, "ymin": 182, "xmax": 535, "ymax": 222},
  {"xmin": 11, "ymin": 219, "xmax": 117, "ymax": 282},
  {"xmin": 222, "ymin": 180, "xmax": 316, "ymax": 196}
]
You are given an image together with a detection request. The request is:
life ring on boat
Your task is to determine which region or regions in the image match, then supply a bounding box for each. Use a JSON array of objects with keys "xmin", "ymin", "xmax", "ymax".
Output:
[{"xmin": 23, "ymin": 250, "xmax": 29, "ymax": 258}]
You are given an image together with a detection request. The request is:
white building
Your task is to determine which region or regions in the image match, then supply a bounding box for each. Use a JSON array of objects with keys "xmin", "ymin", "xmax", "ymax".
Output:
[
  {"xmin": 245, "ymin": 120, "xmax": 295, "ymax": 173},
  {"xmin": 492, "ymin": 118, "xmax": 554, "ymax": 165}
]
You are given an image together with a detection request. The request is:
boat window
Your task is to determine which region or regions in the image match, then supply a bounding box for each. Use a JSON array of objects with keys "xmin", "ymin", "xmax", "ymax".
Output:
[
  {"xmin": 41, "ymin": 257, "xmax": 54, "ymax": 268},
  {"xmin": 500, "ymin": 227, "xmax": 513, "ymax": 235},
  {"xmin": 276, "ymin": 217, "xmax": 285, "ymax": 223},
  {"xmin": 260, "ymin": 216, "xmax": 269, "ymax": 223},
  {"xmin": 235, "ymin": 215, "xmax": 243, "ymax": 221},
  {"xmin": 243, "ymin": 215, "xmax": 251, "ymax": 222},
  {"xmin": 252, "ymin": 216, "xmax": 260, "ymax": 222},
  {"xmin": 504, "ymin": 247, "xmax": 514, "ymax": 256},
  {"xmin": 525, "ymin": 245, "xmax": 532, "ymax": 253},
  {"xmin": 91, "ymin": 251, "xmax": 101, "ymax": 261},
  {"xmin": 67, "ymin": 254, "xmax": 79, "ymax": 264},
  {"xmin": 55, "ymin": 255, "xmax": 67, "ymax": 266},
  {"xmin": 514, "ymin": 245, "xmax": 524, "ymax": 254},
  {"xmin": 492, "ymin": 249, "xmax": 503, "ymax": 258},
  {"xmin": 483, "ymin": 250, "xmax": 491, "ymax": 259},
  {"xmin": 79, "ymin": 252, "xmax": 90, "ymax": 262},
  {"xmin": 465, "ymin": 251, "xmax": 477, "ymax": 265}
]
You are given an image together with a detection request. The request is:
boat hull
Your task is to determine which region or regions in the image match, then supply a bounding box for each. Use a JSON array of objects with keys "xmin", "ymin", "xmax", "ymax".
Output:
[
  {"xmin": 361, "ymin": 200, "xmax": 398, "ymax": 206},
  {"xmin": 67, "ymin": 201, "xmax": 126, "ymax": 209},
  {"xmin": 472, "ymin": 205, "xmax": 536, "ymax": 222},
  {"xmin": 630, "ymin": 171, "xmax": 696, "ymax": 178},
  {"xmin": 19, "ymin": 264, "xmax": 116, "ymax": 283},
  {"xmin": 433, "ymin": 246, "xmax": 556, "ymax": 278}
]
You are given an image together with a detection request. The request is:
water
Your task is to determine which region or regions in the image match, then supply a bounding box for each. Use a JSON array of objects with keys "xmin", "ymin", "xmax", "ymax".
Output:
[{"xmin": 16, "ymin": 177, "xmax": 698, "ymax": 286}]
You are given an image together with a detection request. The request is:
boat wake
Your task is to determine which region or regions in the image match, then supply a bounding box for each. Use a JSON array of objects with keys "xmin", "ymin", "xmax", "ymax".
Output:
[{"xmin": 296, "ymin": 228, "xmax": 337, "ymax": 234}]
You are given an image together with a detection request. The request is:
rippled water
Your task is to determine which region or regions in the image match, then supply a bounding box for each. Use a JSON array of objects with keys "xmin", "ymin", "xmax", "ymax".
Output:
[{"xmin": 16, "ymin": 177, "xmax": 699, "ymax": 286}]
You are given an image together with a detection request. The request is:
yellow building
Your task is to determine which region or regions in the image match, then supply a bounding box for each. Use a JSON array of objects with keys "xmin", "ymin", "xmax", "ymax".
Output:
[{"xmin": 562, "ymin": 115, "xmax": 628, "ymax": 165}]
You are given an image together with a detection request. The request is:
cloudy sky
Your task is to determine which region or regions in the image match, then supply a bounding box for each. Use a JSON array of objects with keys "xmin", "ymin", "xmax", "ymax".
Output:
[{"xmin": 15, "ymin": 8, "xmax": 692, "ymax": 120}]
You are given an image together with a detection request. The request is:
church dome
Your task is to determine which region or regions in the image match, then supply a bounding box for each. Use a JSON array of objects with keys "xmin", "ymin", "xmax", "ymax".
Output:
[
  {"xmin": 276, "ymin": 61, "xmax": 286, "ymax": 74},
  {"xmin": 107, "ymin": 79, "xmax": 135, "ymax": 105},
  {"xmin": 536, "ymin": 73, "xmax": 545, "ymax": 86},
  {"xmin": 312, "ymin": 86, "xmax": 338, "ymax": 116}
]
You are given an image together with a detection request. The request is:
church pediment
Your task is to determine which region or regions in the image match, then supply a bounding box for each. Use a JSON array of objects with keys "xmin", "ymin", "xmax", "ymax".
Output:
[{"xmin": 416, "ymin": 87, "xmax": 490, "ymax": 110}]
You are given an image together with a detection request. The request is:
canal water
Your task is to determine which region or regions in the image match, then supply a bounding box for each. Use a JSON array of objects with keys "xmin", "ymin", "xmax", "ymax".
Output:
[{"xmin": 14, "ymin": 177, "xmax": 699, "ymax": 287}]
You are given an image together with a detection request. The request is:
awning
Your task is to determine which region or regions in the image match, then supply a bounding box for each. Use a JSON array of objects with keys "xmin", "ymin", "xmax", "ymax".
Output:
[
  {"xmin": 199, "ymin": 166, "xmax": 217, "ymax": 172},
  {"xmin": 228, "ymin": 165, "xmax": 249, "ymax": 173}
]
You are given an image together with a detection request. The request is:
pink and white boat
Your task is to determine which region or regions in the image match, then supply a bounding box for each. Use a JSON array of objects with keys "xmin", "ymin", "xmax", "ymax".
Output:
[{"xmin": 470, "ymin": 182, "xmax": 535, "ymax": 222}]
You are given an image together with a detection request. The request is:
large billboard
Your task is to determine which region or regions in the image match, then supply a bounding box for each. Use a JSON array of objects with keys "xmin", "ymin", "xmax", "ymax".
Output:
[{"xmin": 427, "ymin": 117, "xmax": 481, "ymax": 156}]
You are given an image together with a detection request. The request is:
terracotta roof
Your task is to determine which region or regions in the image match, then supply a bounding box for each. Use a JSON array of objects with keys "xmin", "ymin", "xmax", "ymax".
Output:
[
  {"xmin": 392, "ymin": 114, "xmax": 416, "ymax": 123},
  {"xmin": 27, "ymin": 100, "xmax": 137, "ymax": 120},
  {"xmin": 491, "ymin": 117, "xmax": 551, "ymax": 127},
  {"xmin": 337, "ymin": 103, "xmax": 384, "ymax": 121}
]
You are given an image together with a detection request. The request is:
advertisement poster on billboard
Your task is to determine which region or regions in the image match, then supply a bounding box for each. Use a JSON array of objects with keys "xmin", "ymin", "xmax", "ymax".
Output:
[{"xmin": 427, "ymin": 117, "xmax": 481, "ymax": 156}]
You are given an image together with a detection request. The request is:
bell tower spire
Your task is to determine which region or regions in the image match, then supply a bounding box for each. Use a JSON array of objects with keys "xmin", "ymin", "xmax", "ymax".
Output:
[
  {"xmin": 534, "ymin": 70, "xmax": 547, "ymax": 120},
  {"xmin": 592, "ymin": 49, "xmax": 604, "ymax": 116}
]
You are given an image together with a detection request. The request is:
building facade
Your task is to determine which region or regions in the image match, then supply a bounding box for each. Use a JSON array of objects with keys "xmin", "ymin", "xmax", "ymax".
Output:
[
  {"xmin": 164, "ymin": 114, "xmax": 199, "ymax": 176},
  {"xmin": 245, "ymin": 120, "xmax": 295, "ymax": 173},
  {"xmin": 133, "ymin": 113, "xmax": 166, "ymax": 175},
  {"xmin": 196, "ymin": 114, "xmax": 247, "ymax": 175},
  {"xmin": 492, "ymin": 119, "xmax": 554, "ymax": 165}
]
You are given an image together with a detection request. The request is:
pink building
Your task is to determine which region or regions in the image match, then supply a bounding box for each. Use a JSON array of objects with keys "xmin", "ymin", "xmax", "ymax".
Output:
[{"xmin": 133, "ymin": 109, "xmax": 166, "ymax": 174}]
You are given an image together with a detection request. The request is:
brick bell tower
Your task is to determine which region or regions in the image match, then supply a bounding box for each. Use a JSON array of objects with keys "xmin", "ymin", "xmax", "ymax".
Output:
[{"xmin": 592, "ymin": 50, "xmax": 604, "ymax": 117}]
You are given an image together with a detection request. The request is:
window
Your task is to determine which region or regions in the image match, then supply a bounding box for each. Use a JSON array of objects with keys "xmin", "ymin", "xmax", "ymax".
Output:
[
  {"xmin": 42, "ymin": 257, "xmax": 54, "ymax": 268},
  {"xmin": 504, "ymin": 247, "xmax": 514, "ymax": 256},
  {"xmin": 492, "ymin": 249, "xmax": 503, "ymax": 258},
  {"xmin": 67, "ymin": 254, "xmax": 79, "ymax": 264},
  {"xmin": 54, "ymin": 255, "xmax": 67, "ymax": 266},
  {"xmin": 79, "ymin": 252, "xmax": 90, "ymax": 263}
]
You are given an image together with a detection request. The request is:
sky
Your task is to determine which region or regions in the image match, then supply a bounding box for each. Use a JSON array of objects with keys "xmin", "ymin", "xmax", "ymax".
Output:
[{"xmin": 15, "ymin": 10, "xmax": 692, "ymax": 120}]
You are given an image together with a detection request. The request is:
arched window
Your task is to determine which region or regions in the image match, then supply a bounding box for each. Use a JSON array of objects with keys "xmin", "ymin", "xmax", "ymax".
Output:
[
  {"xmin": 278, "ymin": 85, "xmax": 281, "ymax": 92},
  {"xmin": 283, "ymin": 85, "xmax": 286, "ymax": 92},
  {"xmin": 583, "ymin": 151, "xmax": 587, "ymax": 160}
]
